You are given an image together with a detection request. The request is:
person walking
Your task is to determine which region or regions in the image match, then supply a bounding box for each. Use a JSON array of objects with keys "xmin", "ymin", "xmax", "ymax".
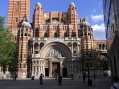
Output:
[
  {"xmin": 13, "ymin": 71, "xmax": 16, "ymax": 81},
  {"xmin": 110, "ymin": 77, "xmax": 119, "ymax": 89},
  {"xmin": 58, "ymin": 75, "xmax": 62, "ymax": 86},
  {"xmin": 39, "ymin": 73, "xmax": 44, "ymax": 85},
  {"xmin": 71, "ymin": 74, "xmax": 74, "ymax": 80},
  {"xmin": 83, "ymin": 72, "xmax": 86, "ymax": 83},
  {"xmin": 56, "ymin": 73, "xmax": 59, "ymax": 80}
]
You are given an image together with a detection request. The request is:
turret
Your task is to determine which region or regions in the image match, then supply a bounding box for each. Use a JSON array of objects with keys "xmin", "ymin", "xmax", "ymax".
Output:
[
  {"xmin": 68, "ymin": 2, "xmax": 78, "ymax": 27},
  {"xmin": 79, "ymin": 18, "xmax": 93, "ymax": 39},
  {"xmin": 17, "ymin": 17, "xmax": 33, "ymax": 78},
  {"xmin": 33, "ymin": 2, "xmax": 44, "ymax": 28}
]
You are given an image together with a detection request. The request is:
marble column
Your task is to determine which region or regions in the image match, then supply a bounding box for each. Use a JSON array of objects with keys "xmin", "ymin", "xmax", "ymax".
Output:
[
  {"xmin": 60, "ymin": 60, "xmax": 63, "ymax": 76},
  {"xmin": 49, "ymin": 61, "xmax": 52, "ymax": 77}
]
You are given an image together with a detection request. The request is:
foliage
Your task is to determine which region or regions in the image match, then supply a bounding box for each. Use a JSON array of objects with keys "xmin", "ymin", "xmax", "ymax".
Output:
[{"xmin": 0, "ymin": 16, "xmax": 17, "ymax": 73}]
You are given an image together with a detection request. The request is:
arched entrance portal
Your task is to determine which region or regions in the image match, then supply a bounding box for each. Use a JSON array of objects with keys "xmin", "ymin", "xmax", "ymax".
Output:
[{"xmin": 32, "ymin": 42, "xmax": 72, "ymax": 77}]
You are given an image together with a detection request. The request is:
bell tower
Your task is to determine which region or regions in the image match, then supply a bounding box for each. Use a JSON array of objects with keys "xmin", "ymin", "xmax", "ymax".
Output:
[
  {"xmin": 68, "ymin": 2, "xmax": 79, "ymax": 37},
  {"xmin": 79, "ymin": 18, "xmax": 94, "ymax": 71},
  {"xmin": 7, "ymin": 0, "xmax": 30, "ymax": 37}
]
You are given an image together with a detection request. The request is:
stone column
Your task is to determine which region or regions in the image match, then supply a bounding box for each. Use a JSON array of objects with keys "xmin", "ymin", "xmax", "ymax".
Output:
[
  {"xmin": 49, "ymin": 61, "xmax": 52, "ymax": 77},
  {"xmin": 33, "ymin": 43, "xmax": 34, "ymax": 54},
  {"xmin": 72, "ymin": 43, "xmax": 73, "ymax": 56},
  {"xmin": 60, "ymin": 60, "xmax": 63, "ymax": 76},
  {"xmin": 32, "ymin": 61, "xmax": 34, "ymax": 76}
]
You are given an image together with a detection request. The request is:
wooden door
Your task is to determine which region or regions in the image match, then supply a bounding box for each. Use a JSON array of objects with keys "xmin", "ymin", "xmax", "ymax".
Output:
[{"xmin": 52, "ymin": 63, "xmax": 60, "ymax": 77}]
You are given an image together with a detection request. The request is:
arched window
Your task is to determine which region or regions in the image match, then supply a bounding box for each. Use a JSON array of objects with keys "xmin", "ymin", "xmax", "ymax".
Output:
[
  {"xmin": 72, "ymin": 32, "xmax": 76, "ymax": 37},
  {"xmin": 54, "ymin": 32, "xmax": 58, "ymax": 37},
  {"xmin": 64, "ymin": 32, "xmax": 68, "ymax": 37},
  {"xmin": 24, "ymin": 63, "xmax": 26, "ymax": 68},
  {"xmin": 34, "ymin": 43, "xmax": 39, "ymax": 54},
  {"xmin": 73, "ymin": 42, "xmax": 77, "ymax": 54},
  {"xmin": 44, "ymin": 32, "xmax": 48, "ymax": 37},
  {"xmin": 25, "ymin": 33, "xmax": 27, "ymax": 36},
  {"xmin": 99, "ymin": 44, "xmax": 101, "ymax": 49},
  {"xmin": 40, "ymin": 43, "xmax": 44, "ymax": 49},
  {"xmin": 20, "ymin": 63, "xmax": 21, "ymax": 68},
  {"xmin": 102, "ymin": 44, "xmax": 105, "ymax": 50},
  {"xmin": 21, "ymin": 33, "xmax": 23, "ymax": 36},
  {"xmin": 67, "ymin": 42, "xmax": 72, "ymax": 50},
  {"xmin": 84, "ymin": 33, "xmax": 87, "ymax": 36},
  {"xmin": 28, "ymin": 34, "xmax": 30, "ymax": 36}
]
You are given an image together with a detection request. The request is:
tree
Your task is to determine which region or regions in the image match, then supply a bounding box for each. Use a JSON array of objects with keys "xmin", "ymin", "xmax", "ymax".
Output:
[{"xmin": 0, "ymin": 16, "xmax": 17, "ymax": 74}]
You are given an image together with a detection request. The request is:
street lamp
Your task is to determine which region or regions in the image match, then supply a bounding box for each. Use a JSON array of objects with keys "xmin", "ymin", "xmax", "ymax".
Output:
[{"xmin": 86, "ymin": 53, "xmax": 92, "ymax": 86}]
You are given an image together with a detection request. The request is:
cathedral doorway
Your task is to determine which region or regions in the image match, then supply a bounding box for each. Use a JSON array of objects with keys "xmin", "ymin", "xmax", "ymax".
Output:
[
  {"xmin": 45, "ymin": 68, "xmax": 49, "ymax": 77},
  {"xmin": 63, "ymin": 68, "xmax": 67, "ymax": 77},
  {"xmin": 52, "ymin": 62, "xmax": 60, "ymax": 77}
]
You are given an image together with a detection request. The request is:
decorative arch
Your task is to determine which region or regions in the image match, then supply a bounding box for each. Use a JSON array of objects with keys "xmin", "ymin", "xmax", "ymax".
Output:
[{"xmin": 40, "ymin": 42, "xmax": 72, "ymax": 59}]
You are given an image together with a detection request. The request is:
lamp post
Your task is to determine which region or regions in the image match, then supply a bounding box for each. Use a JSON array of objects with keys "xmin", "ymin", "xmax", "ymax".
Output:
[{"xmin": 86, "ymin": 53, "xmax": 92, "ymax": 86}]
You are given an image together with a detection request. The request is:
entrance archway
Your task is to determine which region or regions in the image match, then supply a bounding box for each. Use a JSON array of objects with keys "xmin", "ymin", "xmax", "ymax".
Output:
[{"xmin": 39, "ymin": 42, "xmax": 72, "ymax": 77}]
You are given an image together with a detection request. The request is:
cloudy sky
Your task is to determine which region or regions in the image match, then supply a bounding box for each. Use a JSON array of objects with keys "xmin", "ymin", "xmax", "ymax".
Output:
[{"xmin": 0, "ymin": 0, "xmax": 105, "ymax": 40}]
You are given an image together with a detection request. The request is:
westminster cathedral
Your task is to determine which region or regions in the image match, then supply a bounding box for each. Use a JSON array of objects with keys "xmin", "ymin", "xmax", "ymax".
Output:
[{"xmin": 6, "ymin": 0, "xmax": 108, "ymax": 78}]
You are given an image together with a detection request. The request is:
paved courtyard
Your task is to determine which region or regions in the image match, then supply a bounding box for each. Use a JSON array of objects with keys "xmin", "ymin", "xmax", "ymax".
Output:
[{"xmin": 0, "ymin": 76, "xmax": 112, "ymax": 89}]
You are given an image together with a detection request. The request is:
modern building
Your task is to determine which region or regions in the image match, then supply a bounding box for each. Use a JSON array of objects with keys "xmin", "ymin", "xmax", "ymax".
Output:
[
  {"xmin": 3, "ymin": 0, "xmax": 108, "ymax": 78},
  {"xmin": 103, "ymin": 0, "xmax": 119, "ymax": 78}
]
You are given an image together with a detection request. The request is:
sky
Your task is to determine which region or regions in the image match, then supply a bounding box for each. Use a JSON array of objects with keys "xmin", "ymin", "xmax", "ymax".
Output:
[{"xmin": 0, "ymin": 0, "xmax": 105, "ymax": 40}]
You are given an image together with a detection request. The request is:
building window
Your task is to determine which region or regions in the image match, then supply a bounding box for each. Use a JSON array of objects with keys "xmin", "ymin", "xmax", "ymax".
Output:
[
  {"xmin": 44, "ymin": 33, "xmax": 48, "ymax": 37},
  {"xmin": 24, "ymin": 63, "xmax": 26, "ymax": 68},
  {"xmin": 54, "ymin": 32, "xmax": 58, "ymax": 37},
  {"xmin": 16, "ymin": 18, "xmax": 18, "ymax": 22},
  {"xmin": 16, "ymin": 1, "xmax": 19, "ymax": 5},
  {"xmin": 40, "ymin": 43, "xmax": 44, "ymax": 49},
  {"xmin": 35, "ymin": 51, "xmax": 38, "ymax": 54},
  {"xmin": 20, "ymin": 63, "xmax": 21, "ymax": 68},
  {"xmin": 64, "ymin": 32, "xmax": 68, "ymax": 37},
  {"xmin": 25, "ymin": 33, "xmax": 27, "ymax": 36},
  {"xmin": 24, "ymin": 54, "xmax": 27, "ymax": 58},
  {"xmin": 20, "ymin": 54, "xmax": 22, "ymax": 58}
]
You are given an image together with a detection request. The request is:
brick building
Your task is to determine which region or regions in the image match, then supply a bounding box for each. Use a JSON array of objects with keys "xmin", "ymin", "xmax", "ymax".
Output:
[{"xmin": 6, "ymin": 0, "xmax": 109, "ymax": 78}]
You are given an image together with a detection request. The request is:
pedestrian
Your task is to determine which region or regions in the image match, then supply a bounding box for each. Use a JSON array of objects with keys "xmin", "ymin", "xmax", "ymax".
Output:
[
  {"xmin": 56, "ymin": 73, "xmax": 59, "ymax": 80},
  {"xmin": 39, "ymin": 73, "xmax": 44, "ymax": 85},
  {"xmin": 94, "ymin": 72, "xmax": 96, "ymax": 79},
  {"xmin": 13, "ymin": 71, "xmax": 16, "ymax": 81},
  {"xmin": 83, "ymin": 72, "xmax": 86, "ymax": 83},
  {"xmin": 110, "ymin": 77, "xmax": 119, "ymax": 89},
  {"xmin": 71, "ymin": 74, "xmax": 74, "ymax": 80},
  {"xmin": 58, "ymin": 75, "xmax": 62, "ymax": 86}
]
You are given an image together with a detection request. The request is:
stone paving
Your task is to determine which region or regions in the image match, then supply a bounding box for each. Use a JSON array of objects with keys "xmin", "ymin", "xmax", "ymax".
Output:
[{"xmin": 0, "ymin": 76, "xmax": 112, "ymax": 89}]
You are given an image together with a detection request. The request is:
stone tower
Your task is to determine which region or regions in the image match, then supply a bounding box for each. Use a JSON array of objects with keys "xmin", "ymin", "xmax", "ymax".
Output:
[
  {"xmin": 7, "ymin": 0, "xmax": 30, "ymax": 41},
  {"xmin": 79, "ymin": 18, "xmax": 94, "ymax": 71},
  {"xmin": 33, "ymin": 2, "xmax": 44, "ymax": 29},
  {"xmin": 68, "ymin": 2, "xmax": 78, "ymax": 37},
  {"xmin": 17, "ymin": 17, "xmax": 33, "ymax": 78}
]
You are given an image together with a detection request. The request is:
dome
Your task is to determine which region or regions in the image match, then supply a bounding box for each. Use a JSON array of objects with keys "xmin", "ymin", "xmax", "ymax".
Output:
[
  {"xmin": 69, "ymin": 2, "xmax": 75, "ymax": 8},
  {"xmin": 79, "ymin": 18, "xmax": 90, "ymax": 27},
  {"xmin": 21, "ymin": 21, "xmax": 31, "ymax": 28},
  {"xmin": 81, "ymin": 21, "xmax": 90, "ymax": 27},
  {"xmin": 36, "ymin": 2, "xmax": 42, "ymax": 8}
]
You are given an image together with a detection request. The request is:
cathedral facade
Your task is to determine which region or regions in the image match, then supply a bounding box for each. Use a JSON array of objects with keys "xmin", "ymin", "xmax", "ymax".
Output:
[{"xmin": 7, "ymin": 0, "xmax": 108, "ymax": 78}]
